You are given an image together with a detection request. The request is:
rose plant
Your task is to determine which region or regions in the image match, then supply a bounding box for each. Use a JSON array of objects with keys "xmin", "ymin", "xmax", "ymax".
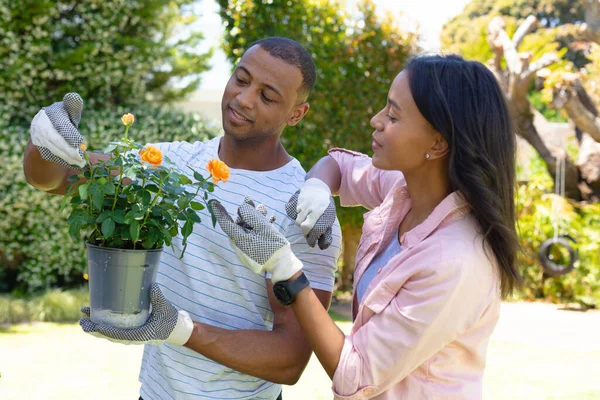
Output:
[{"xmin": 62, "ymin": 113, "xmax": 229, "ymax": 256}]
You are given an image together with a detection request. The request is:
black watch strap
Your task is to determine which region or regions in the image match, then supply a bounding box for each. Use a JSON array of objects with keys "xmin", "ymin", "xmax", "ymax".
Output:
[{"xmin": 273, "ymin": 272, "xmax": 310, "ymax": 306}]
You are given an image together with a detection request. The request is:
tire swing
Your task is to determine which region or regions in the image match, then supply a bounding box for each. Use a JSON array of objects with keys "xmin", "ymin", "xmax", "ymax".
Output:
[{"xmin": 537, "ymin": 150, "xmax": 578, "ymax": 277}]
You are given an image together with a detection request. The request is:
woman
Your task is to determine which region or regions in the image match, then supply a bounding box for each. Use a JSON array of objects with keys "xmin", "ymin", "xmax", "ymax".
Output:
[{"xmin": 212, "ymin": 54, "xmax": 521, "ymax": 399}]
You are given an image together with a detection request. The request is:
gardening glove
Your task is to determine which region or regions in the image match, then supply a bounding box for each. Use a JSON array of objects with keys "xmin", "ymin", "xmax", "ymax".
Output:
[
  {"xmin": 30, "ymin": 92, "xmax": 86, "ymax": 168},
  {"xmin": 285, "ymin": 178, "xmax": 336, "ymax": 250},
  {"xmin": 79, "ymin": 283, "xmax": 194, "ymax": 346},
  {"xmin": 210, "ymin": 197, "xmax": 303, "ymax": 284}
]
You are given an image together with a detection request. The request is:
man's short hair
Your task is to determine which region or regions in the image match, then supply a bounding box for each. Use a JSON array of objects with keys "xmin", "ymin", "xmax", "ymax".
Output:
[{"xmin": 246, "ymin": 37, "xmax": 316, "ymax": 101}]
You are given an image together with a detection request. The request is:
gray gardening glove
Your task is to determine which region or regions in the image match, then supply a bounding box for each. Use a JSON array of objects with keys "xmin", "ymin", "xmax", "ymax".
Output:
[
  {"xmin": 210, "ymin": 197, "xmax": 303, "ymax": 284},
  {"xmin": 79, "ymin": 283, "xmax": 194, "ymax": 346},
  {"xmin": 30, "ymin": 92, "xmax": 86, "ymax": 168},
  {"xmin": 285, "ymin": 178, "xmax": 336, "ymax": 250}
]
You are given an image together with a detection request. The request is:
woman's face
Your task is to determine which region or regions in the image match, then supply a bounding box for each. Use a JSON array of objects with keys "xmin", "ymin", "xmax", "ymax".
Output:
[{"xmin": 370, "ymin": 71, "xmax": 439, "ymax": 172}]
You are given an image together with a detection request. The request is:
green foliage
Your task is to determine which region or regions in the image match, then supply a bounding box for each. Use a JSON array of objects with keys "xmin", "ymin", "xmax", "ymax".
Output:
[
  {"xmin": 64, "ymin": 121, "xmax": 218, "ymax": 254},
  {"xmin": 218, "ymin": 0, "xmax": 418, "ymax": 227},
  {"xmin": 0, "ymin": 106, "xmax": 221, "ymax": 294},
  {"xmin": 528, "ymin": 91, "xmax": 568, "ymax": 122},
  {"xmin": 0, "ymin": 286, "xmax": 89, "ymax": 324},
  {"xmin": 515, "ymin": 156, "xmax": 600, "ymax": 307},
  {"xmin": 0, "ymin": 0, "xmax": 211, "ymax": 127}
]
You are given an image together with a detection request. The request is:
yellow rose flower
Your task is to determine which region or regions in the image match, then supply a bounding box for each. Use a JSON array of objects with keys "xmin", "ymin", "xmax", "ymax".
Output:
[
  {"xmin": 139, "ymin": 145, "xmax": 163, "ymax": 166},
  {"xmin": 121, "ymin": 113, "xmax": 135, "ymax": 126},
  {"xmin": 207, "ymin": 159, "xmax": 230, "ymax": 184},
  {"xmin": 79, "ymin": 143, "xmax": 87, "ymax": 151}
]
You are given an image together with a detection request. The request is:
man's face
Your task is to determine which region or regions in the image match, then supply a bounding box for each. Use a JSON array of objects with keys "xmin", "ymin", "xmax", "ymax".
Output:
[{"xmin": 221, "ymin": 45, "xmax": 307, "ymax": 141}]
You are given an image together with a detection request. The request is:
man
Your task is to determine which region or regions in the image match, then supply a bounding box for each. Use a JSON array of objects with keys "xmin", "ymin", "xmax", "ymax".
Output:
[{"xmin": 23, "ymin": 37, "xmax": 342, "ymax": 400}]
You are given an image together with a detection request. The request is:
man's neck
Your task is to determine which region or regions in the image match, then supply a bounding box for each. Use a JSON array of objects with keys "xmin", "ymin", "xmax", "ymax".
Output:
[{"xmin": 218, "ymin": 135, "xmax": 293, "ymax": 171}]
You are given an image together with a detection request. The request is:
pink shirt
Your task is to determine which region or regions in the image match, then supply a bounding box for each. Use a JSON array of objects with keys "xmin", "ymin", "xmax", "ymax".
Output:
[{"xmin": 328, "ymin": 149, "xmax": 501, "ymax": 400}]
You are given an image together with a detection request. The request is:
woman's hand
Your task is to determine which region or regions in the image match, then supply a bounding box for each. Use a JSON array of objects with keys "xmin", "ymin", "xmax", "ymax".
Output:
[
  {"xmin": 210, "ymin": 197, "xmax": 303, "ymax": 283},
  {"xmin": 285, "ymin": 178, "xmax": 336, "ymax": 250}
]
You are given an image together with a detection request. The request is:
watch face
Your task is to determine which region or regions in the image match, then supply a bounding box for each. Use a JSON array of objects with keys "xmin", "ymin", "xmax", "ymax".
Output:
[{"xmin": 273, "ymin": 283, "xmax": 293, "ymax": 306}]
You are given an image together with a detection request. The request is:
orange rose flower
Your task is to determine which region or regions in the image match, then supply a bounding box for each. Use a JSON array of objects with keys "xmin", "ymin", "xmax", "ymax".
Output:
[
  {"xmin": 207, "ymin": 159, "xmax": 230, "ymax": 184},
  {"xmin": 121, "ymin": 113, "xmax": 135, "ymax": 126},
  {"xmin": 139, "ymin": 145, "xmax": 163, "ymax": 166}
]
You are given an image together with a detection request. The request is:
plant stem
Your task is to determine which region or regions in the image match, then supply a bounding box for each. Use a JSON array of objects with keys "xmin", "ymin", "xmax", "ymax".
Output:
[
  {"xmin": 139, "ymin": 189, "xmax": 163, "ymax": 238},
  {"xmin": 111, "ymin": 164, "xmax": 123, "ymax": 211}
]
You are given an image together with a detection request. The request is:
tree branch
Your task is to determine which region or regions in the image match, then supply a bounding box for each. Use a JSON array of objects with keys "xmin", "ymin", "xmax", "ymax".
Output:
[
  {"xmin": 488, "ymin": 17, "xmax": 519, "ymax": 71},
  {"xmin": 522, "ymin": 52, "xmax": 559, "ymax": 83},
  {"xmin": 564, "ymin": 91, "xmax": 600, "ymax": 143},
  {"xmin": 512, "ymin": 15, "xmax": 538, "ymax": 50}
]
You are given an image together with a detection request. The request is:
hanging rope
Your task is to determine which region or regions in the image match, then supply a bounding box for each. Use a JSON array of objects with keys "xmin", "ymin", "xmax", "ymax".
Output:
[{"xmin": 538, "ymin": 144, "xmax": 578, "ymax": 277}]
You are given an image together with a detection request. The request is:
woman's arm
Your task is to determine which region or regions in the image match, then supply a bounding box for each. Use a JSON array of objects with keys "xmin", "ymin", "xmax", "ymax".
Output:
[
  {"xmin": 306, "ymin": 155, "xmax": 342, "ymax": 195},
  {"xmin": 288, "ymin": 271, "xmax": 346, "ymax": 378}
]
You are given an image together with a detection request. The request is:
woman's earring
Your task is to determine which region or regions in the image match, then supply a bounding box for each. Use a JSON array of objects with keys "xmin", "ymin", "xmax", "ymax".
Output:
[{"xmin": 425, "ymin": 153, "xmax": 431, "ymax": 159}]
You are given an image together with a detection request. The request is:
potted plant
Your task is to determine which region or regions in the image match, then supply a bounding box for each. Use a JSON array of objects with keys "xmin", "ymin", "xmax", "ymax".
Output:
[{"xmin": 62, "ymin": 113, "xmax": 229, "ymax": 328}]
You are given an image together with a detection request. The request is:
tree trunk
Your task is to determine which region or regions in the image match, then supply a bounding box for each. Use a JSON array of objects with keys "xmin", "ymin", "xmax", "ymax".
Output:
[
  {"xmin": 487, "ymin": 15, "xmax": 584, "ymax": 199},
  {"xmin": 585, "ymin": 0, "xmax": 600, "ymax": 43},
  {"xmin": 515, "ymin": 111, "xmax": 582, "ymax": 199},
  {"xmin": 576, "ymin": 130, "xmax": 600, "ymax": 200},
  {"xmin": 339, "ymin": 224, "xmax": 361, "ymax": 292}
]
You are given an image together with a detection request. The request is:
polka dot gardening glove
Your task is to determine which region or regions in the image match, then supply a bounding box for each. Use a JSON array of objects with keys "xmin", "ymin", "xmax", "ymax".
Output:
[
  {"xmin": 285, "ymin": 178, "xmax": 336, "ymax": 250},
  {"xmin": 79, "ymin": 283, "xmax": 194, "ymax": 346},
  {"xmin": 30, "ymin": 92, "xmax": 87, "ymax": 168},
  {"xmin": 210, "ymin": 197, "xmax": 303, "ymax": 284}
]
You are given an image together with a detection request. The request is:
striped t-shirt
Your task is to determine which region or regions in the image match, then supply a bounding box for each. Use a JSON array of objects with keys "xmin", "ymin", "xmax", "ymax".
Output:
[{"xmin": 138, "ymin": 137, "xmax": 342, "ymax": 400}]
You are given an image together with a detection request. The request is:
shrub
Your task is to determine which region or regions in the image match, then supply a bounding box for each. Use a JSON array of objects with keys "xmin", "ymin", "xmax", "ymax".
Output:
[
  {"xmin": 0, "ymin": 0, "xmax": 211, "ymax": 127},
  {"xmin": 515, "ymin": 156, "xmax": 600, "ymax": 307},
  {"xmin": 0, "ymin": 287, "xmax": 90, "ymax": 324}
]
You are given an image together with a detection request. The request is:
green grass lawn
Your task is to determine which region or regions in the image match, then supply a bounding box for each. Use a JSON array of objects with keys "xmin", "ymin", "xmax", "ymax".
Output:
[{"xmin": 1, "ymin": 303, "xmax": 599, "ymax": 400}]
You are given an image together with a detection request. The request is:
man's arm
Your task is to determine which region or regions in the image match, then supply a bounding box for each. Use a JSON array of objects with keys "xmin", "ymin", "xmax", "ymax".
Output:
[
  {"xmin": 24, "ymin": 139, "xmax": 108, "ymax": 195},
  {"xmin": 184, "ymin": 280, "xmax": 332, "ymax": 385}
]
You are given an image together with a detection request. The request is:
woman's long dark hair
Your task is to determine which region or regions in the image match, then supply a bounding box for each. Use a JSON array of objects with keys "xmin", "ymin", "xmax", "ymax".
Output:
[{"xmin": 405, "ymin": 54, "xmax": 521, "ymax": 297}]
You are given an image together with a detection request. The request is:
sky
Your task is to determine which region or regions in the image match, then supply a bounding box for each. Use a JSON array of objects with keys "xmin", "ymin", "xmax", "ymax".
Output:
[{"xmin": 192, "ymin": 0, "xmax": 472, "ymax": 92}]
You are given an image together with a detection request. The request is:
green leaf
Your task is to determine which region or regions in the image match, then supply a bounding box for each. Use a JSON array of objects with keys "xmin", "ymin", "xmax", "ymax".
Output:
[
  {"xmin": 211, "ymin": 210, "xmax": 217, "ymax": 228},
  {"xmin": 112, "ymin": 209, "xmax": 125, "ymax": 223},
  {"xmin": 177, "ymin": 196, "xmax": 191, "ymax": 209},
  {"xmin": 124, "ymin": 167, "xmax": 138, "ymax": 180},
  {"xmin": 190, "ymin": 201, "xmax": 204, "ymax": 210},
  {"xmin": 179, "ymin": 174, "xmax": 192, "ymax": 185},
  {"xmin": 145, "ymin": 184, "xmax": 160, "ymax": 193},
  {"xmin": 181, "ymin": 220, "xmax": 194, "ymax": 239},
  {"xmin": 67, "ymin": 174, "xmax": 80, "ymax": 183},
  {"xmin": 193, "ymin": 170, "xmax": 205, "ymax": 181},
  {"xmin": 186, "ymin": 208, "xmax": 201, "ymax": 223},
  {"xmin": 78, "ymin": 184, "xmax": 89, "ymax": 199},
  {"xmin": 129, "ymin": 220, "xmax": 140, "ymax": 242},
  {"xmin": 92, "ymin": 190, "xmax": 104, "ymax": 211},
  {"xmin": 96, "ymin": 210, "xmax": 112, "ymax": 223},
  {"xmin": 68, "ymin": 222, "xmax": 81, "ymax": 241},
  {"xmin": 103, "ymin": 182, "xmax": 116, "ymax": 195},
  {"xmin": 103, "ymin": 143, "xmax": 117, "ymax": 153},
  {"xmin": 101, "ymin": 218, "xmax": 116, "ymax": 239},
  {"xmin": 140, "ymin": 190, "xmax": 152, "ymax": 206}
]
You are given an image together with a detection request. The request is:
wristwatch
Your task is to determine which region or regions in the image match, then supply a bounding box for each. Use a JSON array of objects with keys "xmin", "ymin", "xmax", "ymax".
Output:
[{"xmin": 273, "ymin": 272, "xmax": 310, "ymax": 306}]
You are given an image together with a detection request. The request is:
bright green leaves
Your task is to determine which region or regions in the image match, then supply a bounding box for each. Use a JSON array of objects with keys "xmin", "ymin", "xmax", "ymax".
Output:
[{"xmin": 62, "ymin": 138, "xmax": 220, "ymax": 257}]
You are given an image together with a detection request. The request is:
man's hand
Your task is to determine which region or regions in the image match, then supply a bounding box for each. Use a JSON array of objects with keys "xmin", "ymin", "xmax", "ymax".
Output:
[
  {"xmin": 30, "ymin": 92, "xmax": 86, "ymax": 168},
  {"xmin": 79, "ymin": 283, "xmax": 193, "ymax": 346},
  {"xmin": 210, "ymin": 197, "xmax": 303, "ymax": 283},
  {"xmin": 285, "ymin": 178, "xmax": 336, "ymax": 250}
]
